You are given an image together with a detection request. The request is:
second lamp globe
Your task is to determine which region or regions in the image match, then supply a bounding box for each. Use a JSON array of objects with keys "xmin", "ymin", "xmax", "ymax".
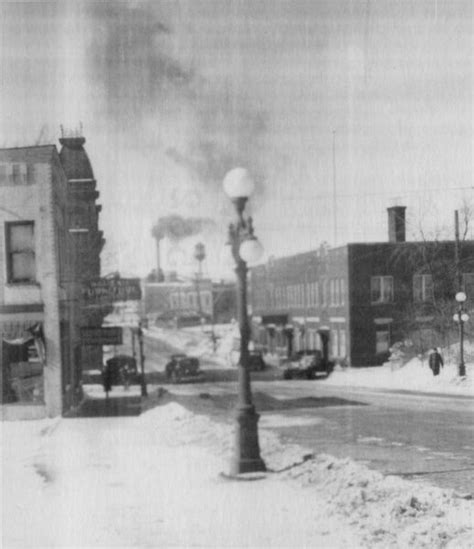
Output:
[{"xmin": 239, "ymin": 238, "xmax": 264, "ymax": 264}]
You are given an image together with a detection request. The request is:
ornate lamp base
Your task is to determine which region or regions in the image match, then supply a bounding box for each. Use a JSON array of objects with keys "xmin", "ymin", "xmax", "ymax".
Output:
[{"xmin": 230, "ymin": 405, "xmax": 267, "ymax": 475}]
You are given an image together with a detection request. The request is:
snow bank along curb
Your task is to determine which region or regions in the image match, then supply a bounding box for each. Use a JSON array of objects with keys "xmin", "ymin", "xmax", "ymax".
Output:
[{"xmin": 152, "ymin": 402, "xmax": 473, "ymax": 549}]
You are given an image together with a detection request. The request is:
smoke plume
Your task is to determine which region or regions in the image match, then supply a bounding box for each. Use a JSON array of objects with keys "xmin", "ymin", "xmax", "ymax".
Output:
[
  {"xmin": 87, "ymin": 1, "xmax": 268, "ymax": 196},
  {"xmin": 151, "ymin": 215, "xmax": 214, "ymax": 242}
]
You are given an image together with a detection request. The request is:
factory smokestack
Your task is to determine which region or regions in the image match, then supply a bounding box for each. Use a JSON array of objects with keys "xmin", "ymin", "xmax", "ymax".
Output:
[{"xmin": 155, "ymin": 238, "xmax": 164, "ymax": 282}]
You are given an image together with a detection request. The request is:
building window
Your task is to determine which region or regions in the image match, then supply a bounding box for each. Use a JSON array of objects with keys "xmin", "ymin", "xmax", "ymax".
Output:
[
  {"xmin": 0, "ymin": 163, "xmax": 28, "ymax": 186},
  {"xmin": 371, "ymin": 276, "xmax": 393, "ymax": 304},
  {"xmin": 375, "ymin": 326, "xmax": 391, "ymax": 354},
  {"xmin": 340, "ymin": 279, "xmax": 345, "ymax": 306},
  {"xmin": 314, "ymin": 282, "xmax": 319, "ymax": 306},
  {"xmin": 332, "ymin": 329, "xmax": 339, "ymax": 357},
  {"xmin": 413, "ymin": 274, "xmax": 433, "ymax": 302},
  {"xmin": 339, "ymin": 328, "xmax": 346, "ymax": 357},
  {"xmin": 335, "ymin": 279, "xmax": 341, "ymax": 306},
  {"xmin": 330, "ymin": 279, "xmax": 335, "ymax": 306},
  {"xmin": 170, "ymin": 293, "xmax": 179, "ymax": 309},
  {"xmin": 463, "ymin": 273, "xmax": 474, "ymax": 300},
  {"xmin": 322, "ymin": 279, "xmax": 328, "ymax": 306},
  {"xmin": 202, "ymin": 293, "xmax": 211, "ymax": 312},
  {"xmin": 6, "ymin": 221, "xmax": 36, "ymax": 283}
]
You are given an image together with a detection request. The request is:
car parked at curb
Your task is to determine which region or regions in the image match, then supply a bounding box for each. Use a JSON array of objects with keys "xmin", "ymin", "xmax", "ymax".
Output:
[
  {"xmin": 102, "ymin": 354, "xmax": 141, "ymax": 391},
  {"xmin": 247, "ymin": 350, "xmax": 267, "ymax": 371},
  {"xmin": 282, "ymin": 350, "xmax": 334, "ymax": 380},
  {"xmin": 165, "ymin": 354, "xmax": 201, "ymax": 382}
]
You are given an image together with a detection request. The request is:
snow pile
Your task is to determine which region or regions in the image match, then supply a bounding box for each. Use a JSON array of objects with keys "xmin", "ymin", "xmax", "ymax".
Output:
[
  {"xmin": 323, "ymin": 358, "xmax": 474, "ymax": 396},
  {"xmin": 141, "ymin": 404, "xmax": 473, "ymax": 549},
  {"xmin": 285, "ymin": 454, "xmax": 473, "ymax": 548},
  {"xmin": 2, "ymin": 402, "xmax": 473, "ymax": 548}
]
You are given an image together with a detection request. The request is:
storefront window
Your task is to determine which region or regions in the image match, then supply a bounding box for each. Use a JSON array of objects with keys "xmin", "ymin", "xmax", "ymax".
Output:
[{"xmin": 2, "ymin": 334, "xmax": 44, "ymax": 404}]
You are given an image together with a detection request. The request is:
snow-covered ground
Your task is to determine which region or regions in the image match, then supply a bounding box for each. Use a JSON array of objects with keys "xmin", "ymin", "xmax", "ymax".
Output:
[
  {"xmin": 4, "ymin": 324, "xmax": 472, "ymax": 547},
  {"xmin": 145, "ymin": 322, "xmax": 239, "ymax": 369},
  {"xmin": 2, "ymin": 400, "xmax": 473, "ymax": 548},
  {"xmin": 320, "ymin": 358, "xmax": 474, "ymax": 397}
]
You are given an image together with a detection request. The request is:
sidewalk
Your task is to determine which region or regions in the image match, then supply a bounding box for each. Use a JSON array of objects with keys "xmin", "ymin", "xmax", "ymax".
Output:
[{"xmin": 2, "ymin": 397, "xmax": 473, "ymax": 548}]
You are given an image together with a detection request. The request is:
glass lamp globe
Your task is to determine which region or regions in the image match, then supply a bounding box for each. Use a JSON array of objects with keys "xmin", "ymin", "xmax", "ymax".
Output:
[
  {"xmin": 453, "ymin": 313, "xmax": 459, "ymax": 322},
  {"xmin": 455, "ymin": 291, "xmax": 467, "ymax": 303},
  {"xmin": 223, "ymin": 168, "xmax": 255, "ymax": 199},
  {"xmin": 239, "ymin": 238, "xmax": 264, "ymax": 264},
  {"xmin": 461, "ymin": 313, "xmax": 470, "ymax": 322}
]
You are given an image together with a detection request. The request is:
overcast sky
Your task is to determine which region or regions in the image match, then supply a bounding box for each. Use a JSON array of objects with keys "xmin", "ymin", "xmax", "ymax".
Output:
[{"xmin": 1, "ymin": 0, "xmax": 472, "ymax": 278}]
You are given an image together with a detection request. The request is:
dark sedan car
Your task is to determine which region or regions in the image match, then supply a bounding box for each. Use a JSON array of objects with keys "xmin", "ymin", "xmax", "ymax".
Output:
[
  {"xmin": 247, "ymin": 350, "xmax": 267, "ymax": 371},
  {"xmin": 102, "ymin": 354, "xmax": 141, "ymax": 391},
  {"xmin": 165, "ymin": 354, "xmax": 201, "ymax": 382},
  {"xmin": 282, "ymin": 350, "xmax": 333, "ymax": 380}
]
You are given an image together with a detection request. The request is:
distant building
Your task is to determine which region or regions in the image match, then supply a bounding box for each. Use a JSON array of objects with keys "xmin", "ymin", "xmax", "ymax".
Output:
[
  {"xmin": 143, "ymin": 273, "xmax": 214, "ymax": 328},
  {"xmin": 143, "ymin": 273, "xmax": 237, "ymax": 328},
  {"xmin": 251, "ymin": 207, "xmax": 474, "ymax": 367},
  {"xmin": 0, "ymin": 133, "xmax": 106, "ymax": 418}
]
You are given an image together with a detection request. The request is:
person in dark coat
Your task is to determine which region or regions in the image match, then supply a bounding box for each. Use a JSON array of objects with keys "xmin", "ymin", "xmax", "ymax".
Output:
[
  {"xmin": 428, "ymin": 348, "xmax": 444, "ymax": 376},
  {"xmin": 102, "ymin": 362, "xmax": 113, "ymax": 395}
]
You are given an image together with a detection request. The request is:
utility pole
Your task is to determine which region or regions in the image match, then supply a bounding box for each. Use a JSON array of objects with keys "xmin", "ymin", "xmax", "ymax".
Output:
[
  {"xmin": 332, "ymin": 130, "xmax": 337, "ymax": 246},
  {"xmin": 454, "ymin": 210, "xmax": 462, "ymax": 290}
]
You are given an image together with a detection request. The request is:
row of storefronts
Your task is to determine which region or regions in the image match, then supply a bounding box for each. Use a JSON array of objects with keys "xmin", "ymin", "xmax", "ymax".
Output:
[{"xmin": 250, "ymin": 207, "xmax": 474, "ymax": 367}]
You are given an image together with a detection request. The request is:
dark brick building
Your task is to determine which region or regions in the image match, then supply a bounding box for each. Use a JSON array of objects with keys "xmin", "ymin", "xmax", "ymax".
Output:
[
  {"xmin": 0, "ymin": 132, "xmax": 106, "ymax": 418},
  {"xmin": 251, "ymin": 207, "xmax": 474, "ymax": 367}
]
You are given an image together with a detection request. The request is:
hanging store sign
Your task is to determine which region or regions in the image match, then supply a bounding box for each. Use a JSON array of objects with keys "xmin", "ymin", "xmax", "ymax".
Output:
[
  {"xmin": 80, "ymin": 326, "xmax": 123, "ymax": 346},
  {"xmin": 82, "ymin": 278, "xmax": 142, "ymax": 305}
]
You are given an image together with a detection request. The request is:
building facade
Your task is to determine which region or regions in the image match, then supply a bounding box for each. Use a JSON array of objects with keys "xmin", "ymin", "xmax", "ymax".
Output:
[
  {"xmin": 251, "ymin": 207, "xmax": 474, "ymax": 367},
  {"xmin": 0, "ymin": 134, "xmax": 105, "ymax": 418},
  {"xmin": 143, "ymin": 275, "xmax": 214, "ymax": 327}
]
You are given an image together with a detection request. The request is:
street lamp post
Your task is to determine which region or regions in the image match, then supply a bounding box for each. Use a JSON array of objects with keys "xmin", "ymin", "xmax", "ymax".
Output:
[
  {"xmin": 223, "ymin": 167, "xmax": 266, "ymax": 475},
  {"xmin": 453, "ymin": 292, "xmax": 469, "ymax": 377}
]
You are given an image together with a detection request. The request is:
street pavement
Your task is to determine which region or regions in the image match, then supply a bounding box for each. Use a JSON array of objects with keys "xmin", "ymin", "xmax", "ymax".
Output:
[
  {"xmin": 156, "ymin": 378, "xmax": 474, "ymax": 496},
  {"xmin": 87, "ymin": 331, "xmax": 474, "ymax": 495}
]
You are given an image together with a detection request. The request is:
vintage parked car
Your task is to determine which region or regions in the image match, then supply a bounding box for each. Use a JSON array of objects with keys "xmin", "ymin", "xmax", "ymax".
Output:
[
  {"xmin": 102, "ymin": 354, "xmax": 141, "ymax": 391},
  {"xmin": 282, "ymin": 350, "xmax": 334, "ymax": 380},
  {"xmin": 165, "ymin": 354, "xmax": 201, "ymax": 382},
  {"xmin": 247, "ymin": 350, "xmax": 267, "ymax": 371}
]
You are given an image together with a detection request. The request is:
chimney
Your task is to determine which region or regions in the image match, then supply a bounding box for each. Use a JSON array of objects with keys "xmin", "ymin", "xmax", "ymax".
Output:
[
  {"xmin": 155, "ymin": 238, "xmax": 164, "ymax": 282},
  {"xmin": 387, "ymin": 206, "xmax": 406, "ymax": 243}
]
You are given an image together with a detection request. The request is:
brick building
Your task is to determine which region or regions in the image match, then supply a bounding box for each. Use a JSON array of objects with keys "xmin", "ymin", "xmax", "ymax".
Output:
[
  {"xmin": 143, "ymin": 274, "xmax": 214, "ymax": 327},
  {"xmin": 0, "ymin": 133, "xmax": 105, "ymax": 418},
  {"xmin": 251, "ymin": 207, "xmax": 474, "ymax": 367}
]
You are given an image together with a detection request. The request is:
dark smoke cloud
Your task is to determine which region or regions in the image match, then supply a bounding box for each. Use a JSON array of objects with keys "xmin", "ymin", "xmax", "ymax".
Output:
[
  {"xmin": 166, "ymin": 96, "xmax": 268, "ymax": 193},
  {"xmin": 88, "ymin": 2, "xmax": 194, "ymax": 130},
  {"xmin": 151, "ymin": 214, "xmax": 214, "ymax": 242},
  {"xmin": 87, "ymin": 1, "xmax": 269, "ymax": 196}
]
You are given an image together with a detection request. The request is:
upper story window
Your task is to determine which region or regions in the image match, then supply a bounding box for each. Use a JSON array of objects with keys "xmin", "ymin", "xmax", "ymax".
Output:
[
  {"xmin": 321, "ymin": 279, "xmax": 328, "ymax": 306},
  {"xmin": 202, "ymin": 292, "xmax": 212, "ymax": 312},
  {"xmin": 463, "ymin": 273, "xmax": 474, "ymax": 300},
  {"xmin": 371, "ymin": 276, "xmax": 394, "ymax": 304},
  {"xmin": 6, "ymin": 221, "xmax": 36, "ymax": 283},
  {"xmin": 170, "ymin": 293, "xmax": 179, "ymax": 310},
  {"xmin": 0, "ymin": 163, "xmax": 29, "ymax": 185},
  {"xmin": 413, "ymin": 274, "xmax": 433, "ymax": 302}
]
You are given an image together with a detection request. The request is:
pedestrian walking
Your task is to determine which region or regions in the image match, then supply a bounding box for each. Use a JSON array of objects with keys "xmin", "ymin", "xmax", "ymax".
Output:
[
  {"xmin": 428, "ymin": 347, "xmax": 444, "ymax": 376},
  {"xmin": 102, "ymin": 362, "xmax": 113, "ymax": 397}
]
